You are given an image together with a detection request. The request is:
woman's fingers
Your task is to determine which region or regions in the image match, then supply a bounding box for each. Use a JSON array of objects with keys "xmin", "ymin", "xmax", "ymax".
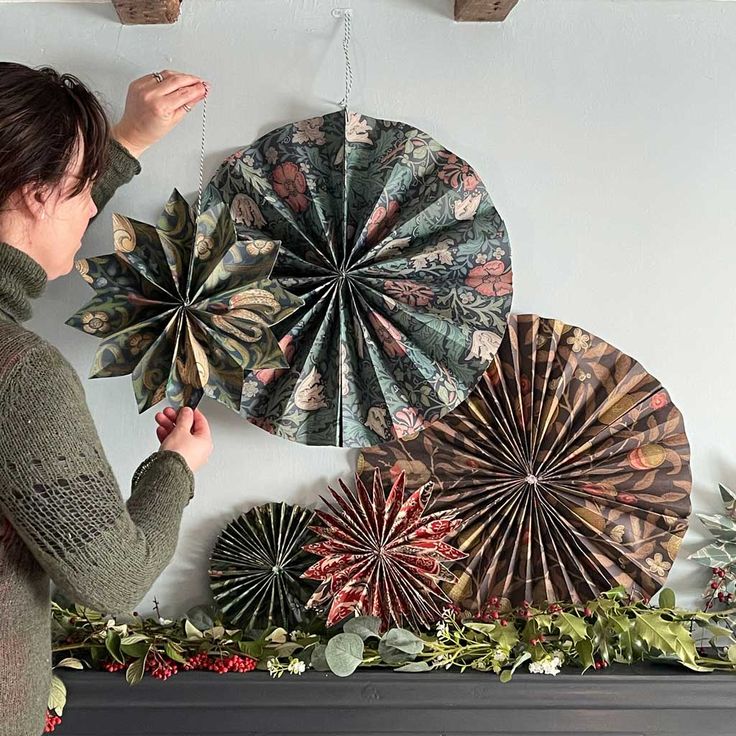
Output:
[
  {"xmin": 191, "ymin": 408, "xmax": 211, "ymax": 438},
  {"xmin": 156, "ymin": 425, "xmax": 168, "ymax": 443},
  {"xmin": 168, "ymin": 83, "xmax": 208, "ymax": 117},
  {"xmin": 155, "ymin": 70, "xmax": 206, "ymax": 95},
  {"xmin": 154, "ymin": 410, "xmax": 175, "ymax": 431},
  {"xmin": 111, "ymin": 71, "xmax": 210, "ymax": 158}
]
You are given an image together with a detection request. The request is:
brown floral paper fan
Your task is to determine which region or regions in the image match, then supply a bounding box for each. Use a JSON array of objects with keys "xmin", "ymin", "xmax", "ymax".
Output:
[{"xmin": 358, "ymin": 314, "xmax": 692, "ymax": 609}]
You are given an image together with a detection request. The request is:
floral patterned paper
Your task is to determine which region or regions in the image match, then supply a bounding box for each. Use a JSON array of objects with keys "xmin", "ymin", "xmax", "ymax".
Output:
[
  {"xmin": 303, "ymin": 470, "xmax": 466, "ymax": 631},
  {"xmin": 358, "ymin": 314, "xmax": 692, "ymax": 609},
  {"xmin": 66, "ymin": 190, "xmax": 303, "ymax": 412},
  {"xmin": 202, "ymin": 110, "xmax": 512, "ymax": 447}
]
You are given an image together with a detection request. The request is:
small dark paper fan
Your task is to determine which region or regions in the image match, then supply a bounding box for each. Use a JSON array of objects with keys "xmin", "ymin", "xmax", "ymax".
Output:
[{"xmin": 209, "ymin": 502, "xmax": 317, "ymax": 629}]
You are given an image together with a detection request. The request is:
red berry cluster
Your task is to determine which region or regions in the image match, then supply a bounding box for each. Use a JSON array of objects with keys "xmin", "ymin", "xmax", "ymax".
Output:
[
  {"xmin": 44, "ymin": 709, "xmax": 62, "ymax": 733},
  {"xmin": 103, "ymin": 661, "xmax": 126, "ymax": 673},
  {"xmin": 517, "ymin": 600, "xmax": 533, "ymax": 620},
  {"xmin": 593, "ymin": 658, "xmax": 609, "ymax": 670},
  {"xmin": 476, "ymin": 596, "xmax": 513, "ymax": 626},
  {"xmin": 144, "ymin": 654, "xmax": 179, "ymax": 680},
  {"xmin": 547, "ymin": 603, "xmax": 562, "ymax": 614},
  {"xmin": 706, "ymin": 567, "xmax": 734, "ymax": 608},
  {"xmin": 183, "ymin": 652, "xmax": 257, "ymax": 674}
]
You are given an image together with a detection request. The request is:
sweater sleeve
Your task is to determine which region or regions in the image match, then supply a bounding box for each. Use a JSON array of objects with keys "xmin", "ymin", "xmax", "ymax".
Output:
[
  {"xmin": 0, "ymin": 341, "xmax": 194, "ymax": 613},
  {"xmin": 91, "ymin": 138, "xmax": 141, "ymax": 214}
]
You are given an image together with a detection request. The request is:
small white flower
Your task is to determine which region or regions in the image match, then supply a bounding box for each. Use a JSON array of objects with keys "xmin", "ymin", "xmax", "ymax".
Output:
[
  {"xmin": 287, "ymin": 658, "xmax": 306, "ymax": 675},
  {"xmin": 289, "ymin": 630, "xmax": 306, "ymax": 642},
  {"xmin": 441, "ymin": 607, "xmax": 456, "ymax": 621},
  {"xmin": 475, "ymin": 253, "xmax": 488, "ymax": 265},
  {"xmin": 158, "ymin": 617, "xmax": 173, "ymax": 626},
  {"xmin": 493, "ymin": 247, "xmax": 506, "ymax": 259},
  {"xmin": 436, "ymin": 622, "xmax": 449, "ymax": 639},
  {"xmin": 493, "ymin": 649, "xmax": 507, "ymax": 663},
  {"xmin": 529, "ymin": 655, "xmax": 562, "ymax": 676},
  {"xmin": 266, "ymin": 658, "xmax": 278, "ymax": 673}
]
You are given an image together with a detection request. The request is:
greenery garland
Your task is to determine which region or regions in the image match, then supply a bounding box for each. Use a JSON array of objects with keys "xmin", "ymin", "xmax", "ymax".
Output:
[{"xmin": 47, "ymin": 586, "xmax": 736, "ymax": 730}]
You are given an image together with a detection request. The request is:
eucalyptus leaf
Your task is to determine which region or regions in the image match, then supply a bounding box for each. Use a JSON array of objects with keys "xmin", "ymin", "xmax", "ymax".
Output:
[
  {"xmin": 325, "ymin": 633, "xmax": 364, "ymax": 677},
  {"xmin": 381, "ymin": 628, "xmax": 424, "ymax": 655},
  {"xmin": 343, "ymin": 616, "xmax": 382, "ymax": 641},
  {"xmin": 310, "ymin": 643, "xmax": 330, "ymax": 672},
  {"xmin": 378, "ymin": 638, "xmax": 413, "ymax": 666},
  {"xmin": 395, "ymin": 661, "xmax": 431, "ymax": 672}
]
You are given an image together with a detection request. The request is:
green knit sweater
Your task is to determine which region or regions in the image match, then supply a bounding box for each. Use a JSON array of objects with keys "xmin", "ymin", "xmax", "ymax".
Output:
[{"xmin": 0, "ymin": 140, "xmax": 195, "ymax": 736}]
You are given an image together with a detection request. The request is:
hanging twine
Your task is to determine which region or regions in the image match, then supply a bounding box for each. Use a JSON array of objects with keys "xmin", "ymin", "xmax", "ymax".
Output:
[
  {"xmin": 333, "ymin": 8, "xmax": 353, "ymax": 109},
  {"xmin": 196, "ymin": 91, "xmax": 208, "ymax": 217}
]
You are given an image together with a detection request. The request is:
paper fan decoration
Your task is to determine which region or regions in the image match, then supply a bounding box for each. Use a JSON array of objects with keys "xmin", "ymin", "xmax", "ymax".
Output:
[
  {"xmin": 202, "ymin": 110, "xmax": 512, "ymax": 447},
  {"xmin": 66, "ymin": 190, "xmax": 303, "ymax": 412},
  {"xmin": 358, "ymin": 314, "xmax": 692, "ymax": 609},
  {"xmin": 209, "ymin": 502, "xmax": 318, "ymax": 629},
  {"xmin": 303, "ymin": 471, "xmax": 466, "ymax": 631}
]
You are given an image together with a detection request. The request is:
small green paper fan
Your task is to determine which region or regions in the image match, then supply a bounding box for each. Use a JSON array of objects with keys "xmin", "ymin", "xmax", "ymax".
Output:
[
  {"xmin": 66, "ymin": 189, "xmax": 303, "ymax": 412},
  {"xmin": 209, "ymin": 502, "xmax": 318, "ymax": 629}
]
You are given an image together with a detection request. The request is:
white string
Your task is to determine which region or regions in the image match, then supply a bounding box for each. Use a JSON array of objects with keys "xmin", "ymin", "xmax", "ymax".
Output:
[
  {"xmin": 196, "ymin": 93, "xmax": 208, "ymax": 217},
  {"xmin": 333, "ymin": 8, "xmax": 353, "ymax": 109}
]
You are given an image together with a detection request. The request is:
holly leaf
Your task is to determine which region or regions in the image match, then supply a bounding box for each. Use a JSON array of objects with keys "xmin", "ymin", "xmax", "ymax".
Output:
[
  {"xmin": 575, "ymin": 639, "xmax": 595, "ymax": 671},
  {"xmin": 55, "ymin": 657, "xmax": 84, "ymax": 670},
  {"xmin": 556, "ymin": 613, "xmax": 588, "ymax": 643},
  {"xmin": 633, "ymin": 613, "xmax": 710, "ymax": 672}
]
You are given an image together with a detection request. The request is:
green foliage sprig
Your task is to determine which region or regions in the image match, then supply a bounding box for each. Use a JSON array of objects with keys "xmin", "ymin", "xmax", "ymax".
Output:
[{"xmin": 50, "ymin": 588, "xmax": 736, "ymax": 719}]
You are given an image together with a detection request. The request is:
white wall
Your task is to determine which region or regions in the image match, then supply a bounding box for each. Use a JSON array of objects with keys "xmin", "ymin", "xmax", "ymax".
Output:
[{"xmin": 1, "ymin": 0, "xmax": 734, "ymax": 615}]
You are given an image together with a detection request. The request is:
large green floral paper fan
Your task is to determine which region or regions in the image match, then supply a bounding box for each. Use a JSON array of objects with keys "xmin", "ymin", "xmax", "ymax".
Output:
[
  {"xmin": 66, "ymin": 189, "xmax": 303, "ymax": 412},
  {"xmin": 202, "ymin": 110, "xmax": 513, "ymax": 447}
]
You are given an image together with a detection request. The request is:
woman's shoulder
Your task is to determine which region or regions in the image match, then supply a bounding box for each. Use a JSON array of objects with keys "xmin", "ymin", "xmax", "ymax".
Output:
[{"xmin": 0, "ymin": 322, "xmax": 78, "ymax": 389}]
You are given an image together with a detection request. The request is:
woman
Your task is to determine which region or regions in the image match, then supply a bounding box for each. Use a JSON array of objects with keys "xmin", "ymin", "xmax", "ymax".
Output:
[{"xmin": 0, "ymin": 63, "xmax": 213, "ymax": 736}]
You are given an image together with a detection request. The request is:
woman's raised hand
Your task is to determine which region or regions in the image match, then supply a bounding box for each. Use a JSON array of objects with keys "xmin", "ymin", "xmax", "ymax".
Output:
[
  {"xmin": 155, "ymin": 406, "xmax": 213, "ymax": 474},
  {"xmin": 111, "ymin": 70, "xmax": 208, "ymax": 159}
]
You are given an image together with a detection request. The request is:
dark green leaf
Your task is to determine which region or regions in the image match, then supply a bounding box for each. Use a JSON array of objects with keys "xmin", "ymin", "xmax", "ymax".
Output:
[
  {"xmin": 105, "ymin": 631, "xmax": 124, "ymax": 664},
  {"xmin": 125, "ymin": 657, "xmax": 146, "ymax": 685}
]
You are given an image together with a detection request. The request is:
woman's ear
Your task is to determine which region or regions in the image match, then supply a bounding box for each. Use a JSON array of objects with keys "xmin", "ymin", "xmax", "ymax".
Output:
[{"xmin": 17, "ymin": 183, "xmax": 49, "ymax": 222}]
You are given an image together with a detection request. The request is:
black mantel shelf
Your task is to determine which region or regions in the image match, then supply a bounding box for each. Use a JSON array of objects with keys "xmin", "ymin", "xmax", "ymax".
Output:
[{"xmin": 59, "ymin": 665, "xmax": 736, "ymax": 736}]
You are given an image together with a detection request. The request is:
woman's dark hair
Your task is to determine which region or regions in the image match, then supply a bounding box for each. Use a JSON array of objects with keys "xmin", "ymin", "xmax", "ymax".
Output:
[{"xmin": 0, "ymin": 62, "xmax": 110, "ymax": 209}]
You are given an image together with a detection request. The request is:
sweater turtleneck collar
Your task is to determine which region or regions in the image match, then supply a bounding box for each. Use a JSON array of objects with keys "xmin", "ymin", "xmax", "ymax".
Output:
[{"xmin": 0, "ymin": 241, "xmax": 48, "ymax": 323}]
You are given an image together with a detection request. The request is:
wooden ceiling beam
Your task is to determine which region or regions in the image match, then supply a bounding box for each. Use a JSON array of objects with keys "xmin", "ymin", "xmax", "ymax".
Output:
[
  {"xmin": 454, "ymin": 0, "xmax": 519, "ymax": 22},
  {"xmin": 112, "ymin": 0, "xmax": 181, "ymax": 25}
]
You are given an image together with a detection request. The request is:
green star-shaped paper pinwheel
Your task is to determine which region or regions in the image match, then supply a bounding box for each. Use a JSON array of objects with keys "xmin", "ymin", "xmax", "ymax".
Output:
[{"xmin": 66, "ymin": 189, "xmax": 303, "ymax": 412}]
